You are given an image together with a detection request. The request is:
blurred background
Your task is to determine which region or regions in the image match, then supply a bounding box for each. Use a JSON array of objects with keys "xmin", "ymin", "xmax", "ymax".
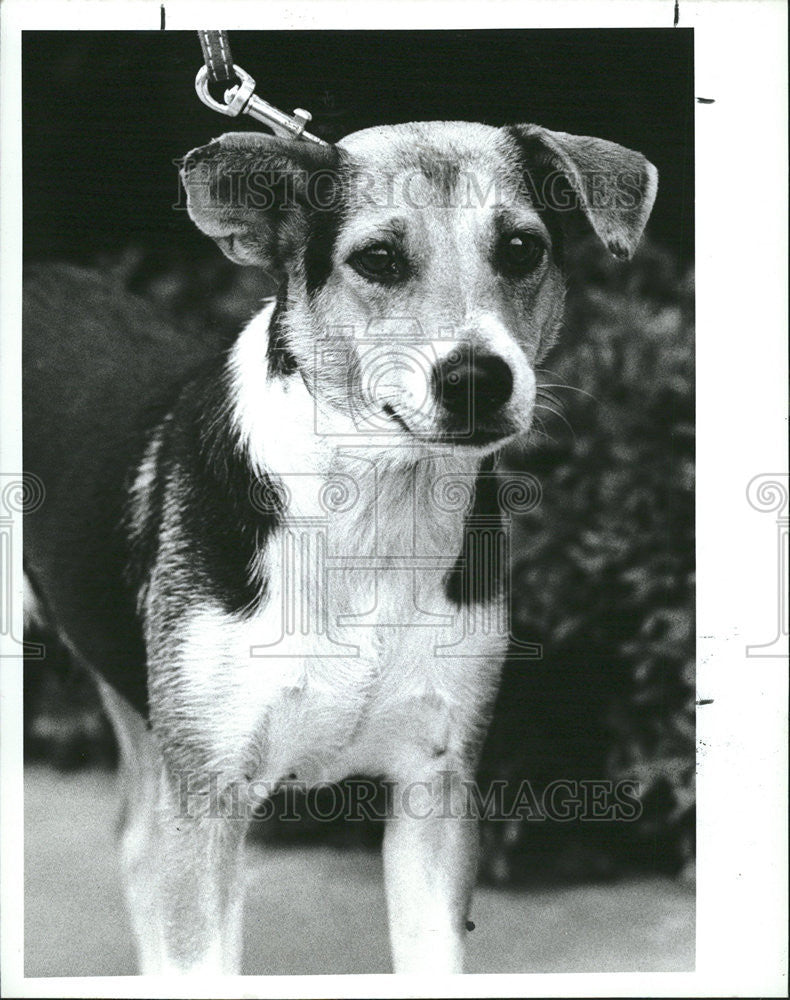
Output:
[{"xmin": 22, "ymin": 29, "xmax": 694, "ymax": 973}]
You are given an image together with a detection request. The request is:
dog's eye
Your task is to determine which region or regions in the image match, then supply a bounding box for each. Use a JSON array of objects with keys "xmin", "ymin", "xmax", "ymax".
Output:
[
  {"xmin": 349, "ymin": 243, "xmax": 405, "ymax": 282},
  {"xmin": 497, "ymin": 233, "xmax": 546, "ymax": 276}
]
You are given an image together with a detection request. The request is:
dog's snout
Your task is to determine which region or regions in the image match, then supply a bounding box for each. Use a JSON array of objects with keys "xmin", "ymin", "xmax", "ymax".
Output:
[{"xmin": 432, "ymin": 348, "xmax": 514, "ymax": 419}]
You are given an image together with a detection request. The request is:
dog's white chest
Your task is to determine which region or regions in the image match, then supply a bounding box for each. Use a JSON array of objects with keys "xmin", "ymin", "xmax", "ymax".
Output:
[{"xmin": 173, "ymin": 465, "xmax": 506, "ymax": 785}]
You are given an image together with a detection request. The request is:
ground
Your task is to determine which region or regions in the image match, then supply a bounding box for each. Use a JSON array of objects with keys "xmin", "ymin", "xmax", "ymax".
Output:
[{"xmin": 24, "ymin": 765, "xmax": 694, "ymax": 977}]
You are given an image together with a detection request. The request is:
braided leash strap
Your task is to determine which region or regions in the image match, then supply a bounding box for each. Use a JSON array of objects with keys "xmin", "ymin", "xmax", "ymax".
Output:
[{"xmin": 198, "ymin": 30, "xmax": 235, "ymax": 84}]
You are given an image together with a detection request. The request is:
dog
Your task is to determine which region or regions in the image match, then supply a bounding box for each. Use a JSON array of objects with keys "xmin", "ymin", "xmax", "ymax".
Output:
[{"xmin": 23, "ymin": 119, "xmax": 657, "ymax": 974}]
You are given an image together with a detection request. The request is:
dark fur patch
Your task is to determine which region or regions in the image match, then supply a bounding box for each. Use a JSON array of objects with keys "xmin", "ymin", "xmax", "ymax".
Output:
[
  {"xmin": 267, "ymin": 282, "xmax": 299, "ymax": 378},
  {"xmin": 24, "ymin": 265, "xmax": 286, "ymax": 717},
  {"xmin": 123, "ymin": 416, "xmax": 170, "ymax": 601},
  {"xmin": 150, "ymin": 360, "xmax": 283, "ymax": 618},
  {"xmin": 502, "ymin": 126, "xmax": 566, "ymax": 266},
  {"xmin": 444, "ymin": 455, "xmax": 506, "ymax": 607},
  {"xmin": 303, "ymin": 199, "xmax": 343, "ymax": 298},
  {"xmin": 23, "ymin": 264, "xmax": 236, "ymax": 716}
]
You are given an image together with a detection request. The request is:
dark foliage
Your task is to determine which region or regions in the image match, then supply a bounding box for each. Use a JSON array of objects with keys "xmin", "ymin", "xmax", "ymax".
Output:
[{"xmin": 478, "ymin": 236, "xmax": 695, "ymax": 881}]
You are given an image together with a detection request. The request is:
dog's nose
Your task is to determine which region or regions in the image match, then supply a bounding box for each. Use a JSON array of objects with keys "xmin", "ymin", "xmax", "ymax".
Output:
[{"xmin": 432, "ymin": 347, "xmax": 513, "ymax": 419}]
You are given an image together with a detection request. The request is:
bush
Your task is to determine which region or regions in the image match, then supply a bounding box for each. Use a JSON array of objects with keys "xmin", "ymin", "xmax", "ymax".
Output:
[{"xmin": 478, "ymin": 236, "xmax": 695, "ymax": 882}]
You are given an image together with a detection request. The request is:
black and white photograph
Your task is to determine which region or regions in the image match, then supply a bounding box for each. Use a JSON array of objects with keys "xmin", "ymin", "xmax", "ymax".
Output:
[{"xmin": 0, "ymin": 1, "xmax": 786, "ymax": 996}]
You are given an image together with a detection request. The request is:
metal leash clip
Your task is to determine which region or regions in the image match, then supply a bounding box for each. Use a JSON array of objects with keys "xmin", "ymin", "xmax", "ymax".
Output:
[{"xmin": 195, "ymin": 64, "xmax": 329, "ymax": 146}]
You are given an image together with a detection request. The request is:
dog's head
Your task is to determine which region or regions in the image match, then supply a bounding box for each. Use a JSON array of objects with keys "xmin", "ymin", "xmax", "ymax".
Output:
[{"xmin": 181, "ymin": 121, "xmax": 657, "ymax": 451}]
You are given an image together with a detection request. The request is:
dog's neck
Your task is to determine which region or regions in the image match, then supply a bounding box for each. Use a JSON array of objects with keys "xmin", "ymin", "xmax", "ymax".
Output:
[{"xmin": 228, "ymin": 303, "xmax": 484, "ymax": 559}]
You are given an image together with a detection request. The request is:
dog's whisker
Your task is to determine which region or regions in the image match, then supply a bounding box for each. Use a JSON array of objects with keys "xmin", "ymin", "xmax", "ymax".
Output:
[
  {"xmin": 535, "ymin": 402, "xmax": 577, "ymax": 441},
  {"xmin": 537, "ymin": 382, "xmax": 601, "ymax": 403},
  {"xmin": 536, "ymin": 387, "xmax": 565, "ymax": 409},
  {"xmin": 528, "ymin": 414, "xmax": 559, "ymax": 447}
]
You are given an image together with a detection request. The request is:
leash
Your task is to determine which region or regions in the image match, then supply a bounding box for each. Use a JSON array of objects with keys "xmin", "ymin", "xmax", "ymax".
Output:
[{"xmin": 195, "ymin": 30, "xmax": 329, "ymax": 146}]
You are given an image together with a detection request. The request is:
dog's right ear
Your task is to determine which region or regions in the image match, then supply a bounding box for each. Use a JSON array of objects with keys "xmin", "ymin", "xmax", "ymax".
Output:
[{"xmin": 180, "ymin": 132, "xmax": 341, "ymax": 270}]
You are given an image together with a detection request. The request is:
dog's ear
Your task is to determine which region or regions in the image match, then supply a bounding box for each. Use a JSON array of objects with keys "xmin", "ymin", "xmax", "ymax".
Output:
[
  {"xmin": 508, "ymin": 125, "xmax": 658, "ymax": 259},
  {"xmin": 180, "ymin": 131, "xmax": 341, "ymax": 269}
]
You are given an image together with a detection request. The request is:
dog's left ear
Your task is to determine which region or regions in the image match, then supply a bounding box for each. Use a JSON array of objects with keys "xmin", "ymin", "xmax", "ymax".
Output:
[
  {"xmin": 508, "ymin": 125, "xmax": 658, "ymax": 259},
  {"xmin": 180, "ymin": 131, "xmax": 341, "ymax": 270}
]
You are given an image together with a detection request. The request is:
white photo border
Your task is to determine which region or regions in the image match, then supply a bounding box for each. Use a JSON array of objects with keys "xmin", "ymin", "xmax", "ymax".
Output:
[{"xmin": 1, "ymin": 1, "xmax": 787, "ymax": 997}]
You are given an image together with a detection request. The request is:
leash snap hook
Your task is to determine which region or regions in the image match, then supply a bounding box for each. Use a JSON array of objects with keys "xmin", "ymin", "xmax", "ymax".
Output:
[
  {"xmin": 195, "ymin": 64, "xmax": 328, "ymax": 146},
  {"xmin": 195, "ymin": 63, "xmax": 256, "ymax": 118}
]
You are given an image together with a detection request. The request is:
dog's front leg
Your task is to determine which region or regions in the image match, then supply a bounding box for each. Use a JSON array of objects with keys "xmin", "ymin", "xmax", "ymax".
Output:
[
  {"xmin": 139, "ymin": 782, "xmax": 249, "ymax": 975},
  {"xmin": 99, "ymin": 681, "xmax": 250, "ymax": 973},
  {"xmin": 121, "ymin": 757, "xmax": 250, "ymax": 975},
  {"xmin": 382, "ymin": 764, "xmax": 479, "ymax": 974}
]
